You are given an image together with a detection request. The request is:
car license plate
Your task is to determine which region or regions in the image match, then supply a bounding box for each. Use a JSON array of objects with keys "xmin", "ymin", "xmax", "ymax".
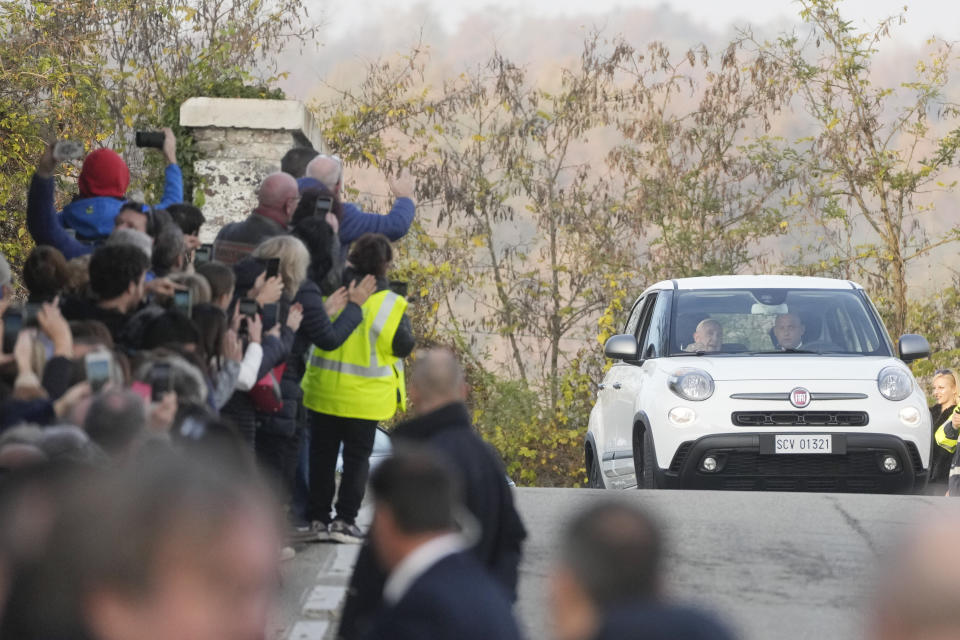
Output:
[{"xmin": 774, "ymin": 435, "xmax": 832, "ymax": 454}]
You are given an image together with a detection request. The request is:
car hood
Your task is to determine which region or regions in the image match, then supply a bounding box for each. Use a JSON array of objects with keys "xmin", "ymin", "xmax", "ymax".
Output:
[{"xmin": 666, "ymin": 355, "xmax": 905, "ymax": 382}]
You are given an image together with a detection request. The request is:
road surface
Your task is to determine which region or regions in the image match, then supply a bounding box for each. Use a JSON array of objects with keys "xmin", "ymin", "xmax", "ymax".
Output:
[{"xmin": 279, "ymin": 488, "xmax": 950, "ymax": 640}]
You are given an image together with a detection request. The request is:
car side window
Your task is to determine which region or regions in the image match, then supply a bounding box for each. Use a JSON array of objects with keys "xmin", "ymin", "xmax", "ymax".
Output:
[
  {"xmin": 623, "ymin": 297, "xmax": 646, "ymax": 336},
  {"xmin": 628, "ymin": 293, "xmax": 659, "ymax": 362},
  {"xmin": 639, "ymin": 292, "xmax": 671, "ymax": 359}
]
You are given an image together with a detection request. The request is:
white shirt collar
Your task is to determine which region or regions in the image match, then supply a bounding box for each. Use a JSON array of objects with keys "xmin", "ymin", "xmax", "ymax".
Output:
[{"xmin": 383, "ymin": 533, "xmax": 466, "ymax": 606}]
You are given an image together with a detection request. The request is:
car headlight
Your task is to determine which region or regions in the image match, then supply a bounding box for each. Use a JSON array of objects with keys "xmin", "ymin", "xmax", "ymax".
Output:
[
  {"xmin": 668, "ymin": 368, "xmax": 715, "ymax": 402},
  {"xmin": 878, "ymin": 366, "xmax": 913, "ymax": 401}
]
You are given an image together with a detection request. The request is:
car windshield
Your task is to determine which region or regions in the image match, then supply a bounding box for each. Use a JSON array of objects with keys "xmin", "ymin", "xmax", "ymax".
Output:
[{"xmin": 668, "ymin": 288, "xmax": 890, "ymax": 356}]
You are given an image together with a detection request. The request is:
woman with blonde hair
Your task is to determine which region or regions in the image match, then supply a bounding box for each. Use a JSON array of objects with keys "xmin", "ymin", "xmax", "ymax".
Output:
[
  {"xmin": 930, "ymin": 369, "xmax": 959, "ymax": 484},
  {"xmin": 251, "ymin": 235, "xmax": 310, "ymax": 299}
]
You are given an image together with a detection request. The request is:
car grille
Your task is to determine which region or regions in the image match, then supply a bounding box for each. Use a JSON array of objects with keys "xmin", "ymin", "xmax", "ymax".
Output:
[
  {"xmin": 720, "ymin": 451, "xmax": 881, "ymax": 476},
  {"xmin": 731, "ymin": 411, "xmax": 868, "ymax": 427}
]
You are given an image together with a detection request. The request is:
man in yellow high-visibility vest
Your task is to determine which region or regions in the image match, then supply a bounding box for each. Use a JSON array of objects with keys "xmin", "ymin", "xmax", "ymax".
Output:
[{"xmin": 301, "ymin": 234, "xmax": 415, "ymax": 544}]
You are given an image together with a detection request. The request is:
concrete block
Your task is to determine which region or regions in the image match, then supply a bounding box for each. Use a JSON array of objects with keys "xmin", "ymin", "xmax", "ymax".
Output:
[{"xmin": 180, "ymin": 97, "xmax": 324, "ymax": 150}]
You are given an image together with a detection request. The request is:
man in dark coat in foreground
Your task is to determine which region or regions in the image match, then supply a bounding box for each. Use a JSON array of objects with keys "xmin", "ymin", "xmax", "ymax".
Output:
[
  {"xmin": 337, "ymin": 348, "xmax": 527, "ymax": 640},
  {"xmin": 361, "ymin": 450, "xmax": 523, "ymax": 640}
]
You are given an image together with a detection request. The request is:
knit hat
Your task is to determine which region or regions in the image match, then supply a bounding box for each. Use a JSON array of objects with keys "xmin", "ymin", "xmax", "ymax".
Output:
[{"xmin": 78, "ymin": 149, "xmax": 130, "ymax": 199}]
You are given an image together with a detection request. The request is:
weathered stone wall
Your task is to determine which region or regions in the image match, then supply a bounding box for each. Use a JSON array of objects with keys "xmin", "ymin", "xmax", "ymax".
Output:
[{"xmin": 180, "ymin": 98, "xmax": 323, "ymax": 243}]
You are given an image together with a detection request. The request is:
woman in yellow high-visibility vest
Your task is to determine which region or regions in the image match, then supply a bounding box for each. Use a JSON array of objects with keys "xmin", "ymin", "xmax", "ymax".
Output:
[
  {"xmin": 929, "ymin": 369, "xmax": 958, "ymax": 484},
  {"xmin": 301, "ymin": 233, "xmax": 415, "ymax": 543}
]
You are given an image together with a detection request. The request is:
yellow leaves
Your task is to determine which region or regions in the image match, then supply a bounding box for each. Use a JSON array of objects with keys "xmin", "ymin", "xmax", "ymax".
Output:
[
  {"xmin": 779, "ymin": 220, "xmax": 789, "ymax": 230},
  {"xmin": 471, "ymin": 235, "xmax": 486, "ymax": 248},
  {"xmin": 472, "ymin": 134, "xmax": 487, "ymax": 142},
  {"xmin": 362, "ymin": 150, "xmax": 378, "ymax": 167}
]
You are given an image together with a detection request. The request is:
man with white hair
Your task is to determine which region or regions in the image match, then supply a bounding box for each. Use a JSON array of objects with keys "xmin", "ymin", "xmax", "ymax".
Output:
[{"xmin": 298, "ymin": 153, "xmax": 416, "ymax": 252}]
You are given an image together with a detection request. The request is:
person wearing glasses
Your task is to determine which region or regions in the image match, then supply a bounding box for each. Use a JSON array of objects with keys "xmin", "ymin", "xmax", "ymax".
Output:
[
  {"xmin": 930, "ymin": 369, "xmax": 959, "ymax": 486},
  {"xmin": 293, "ymin": 152, "xmax": 417, "ymax": 253}
]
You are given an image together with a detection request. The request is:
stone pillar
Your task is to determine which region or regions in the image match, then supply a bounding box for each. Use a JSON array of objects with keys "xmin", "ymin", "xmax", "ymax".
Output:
[{"xmin": 179, "ymin": 97, "xmax": 324, "ymax": 242}]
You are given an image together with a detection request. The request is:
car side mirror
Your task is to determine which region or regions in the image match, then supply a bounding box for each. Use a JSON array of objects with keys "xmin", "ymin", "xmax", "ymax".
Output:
[
  {"xmin": 604, "ymin": 334, "xmax": 639, "ymax": 361},
  {"xmin": 898, "ymin": 334, "xmax": 931, "ymax": 363}
]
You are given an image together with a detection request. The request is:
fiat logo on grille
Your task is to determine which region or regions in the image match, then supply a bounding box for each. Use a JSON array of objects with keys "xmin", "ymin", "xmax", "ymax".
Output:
[{"xmin": 790, "ymin": 387, "xmax": 811, "ymax": 408}]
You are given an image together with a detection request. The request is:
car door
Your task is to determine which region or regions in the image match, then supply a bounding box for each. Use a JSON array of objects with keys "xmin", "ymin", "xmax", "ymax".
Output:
[{"xmin": 601, "ymin": 293, "xmax": 660, "ymax": 456}]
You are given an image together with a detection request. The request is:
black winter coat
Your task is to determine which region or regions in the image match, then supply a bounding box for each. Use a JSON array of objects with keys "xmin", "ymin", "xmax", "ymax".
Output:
[
  {"xmin": 337, "ymin": 402, "xmax": 527, "ymax": 640},
  {"xmin": 257, "ymin": 280, "xmax": 364, "ymax": 438}
]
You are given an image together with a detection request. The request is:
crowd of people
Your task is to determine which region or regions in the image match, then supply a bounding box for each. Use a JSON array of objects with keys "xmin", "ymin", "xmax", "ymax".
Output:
[{"xmin": 1, "ymin": 131, "xmax": 957, "ymax": 640}]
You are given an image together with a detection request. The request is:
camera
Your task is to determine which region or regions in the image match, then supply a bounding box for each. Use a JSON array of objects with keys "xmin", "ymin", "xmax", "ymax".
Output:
[
  {"xmin": 135, "ymin": 130, "xmax": 165, "ymax": 149},
  {"xmin": 53, "ymin": 140, "xmax": 84, "ymax": 162},
  {"xmin": 2, "ymin": 304, "xmax": 42, "ymax": 354}
]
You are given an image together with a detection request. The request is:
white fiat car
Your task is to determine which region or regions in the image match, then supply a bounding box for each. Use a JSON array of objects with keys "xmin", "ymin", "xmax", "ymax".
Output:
[{"xmin": 585, "ymin": 275, "xmax": 932, "ymax": 493}]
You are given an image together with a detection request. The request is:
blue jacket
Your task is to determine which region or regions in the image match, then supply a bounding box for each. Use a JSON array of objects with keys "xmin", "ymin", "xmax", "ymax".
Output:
[
  {"xmin": 362, "ymin": 552, "xmax": 523, "ymax": 640},
  {"xmin": 339, "ymin": 198, "xmax": 415, "ymax": 250},
  {"xmin": 27, "ymin": 165, "xmax": 183, "ymax": 260}
]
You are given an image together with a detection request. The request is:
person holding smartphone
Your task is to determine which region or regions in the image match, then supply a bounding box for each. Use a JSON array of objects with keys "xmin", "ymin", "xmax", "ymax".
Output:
[{"xmin": 27, "ymin": 129, "xmax": 183, "ymax": 260}]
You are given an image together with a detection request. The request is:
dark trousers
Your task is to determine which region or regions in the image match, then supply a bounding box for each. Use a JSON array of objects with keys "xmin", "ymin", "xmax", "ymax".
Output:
[
  {"xmin": 256, "ymin": 426, "xmax": 304, "ymax": 505},
  {"xmin": 307, "ymin": 411, "xmax": 377, "ymax": 525}
]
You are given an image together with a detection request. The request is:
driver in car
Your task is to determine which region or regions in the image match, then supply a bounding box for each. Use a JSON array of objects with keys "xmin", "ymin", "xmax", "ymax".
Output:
[
  {"xmin": 774, "ymin": 313, "xmax": 806, "ymax": 350},
  {"xmin": 685, "ymin": 318, "xmax": 723, "ymax": 352}
]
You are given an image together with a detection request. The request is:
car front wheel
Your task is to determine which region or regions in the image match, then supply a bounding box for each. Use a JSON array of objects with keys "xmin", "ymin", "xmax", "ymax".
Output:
[
  {"xmin": 635, "ymin": 427, "xmax": 658, "ymax": 490},
  {"xmin": 587, "ymin": 449, "xmax": 604, "ymax": 489}
]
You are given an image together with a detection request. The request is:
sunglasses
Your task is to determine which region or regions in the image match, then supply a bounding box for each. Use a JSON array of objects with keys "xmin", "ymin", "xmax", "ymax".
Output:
[{"xmin": 936, "ymin": 369, "xmax": 954, "ymax": 375}]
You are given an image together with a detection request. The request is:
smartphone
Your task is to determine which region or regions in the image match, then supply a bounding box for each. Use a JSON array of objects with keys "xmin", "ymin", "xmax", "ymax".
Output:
[
  {"xmin": 261, "ymin": 303, "xmax": 279, "ymax": 328},
  {"xmin": 264, "ymin": 258, "xmax": 280, "ymax": 281},
  {"xmin": 238, "ymin": 298, "xmax": 258, "ymax": 318},
  {"xmin": 2, "ymin": 309, "xmax": 22, "ymax": 354},
  {"xmin": 135, "ymin": 131, "xmax": 165, "ymax": 149},
  {"xmin": 194, "ymin": 244, "xmax": 213, "ymax": 265},
  {"xmin": 315, "ymin": 196, "xmax": 334, "ymax": 215},
  {"xmin": 84, "ymin": 351, "xmax": 113, "ymax": 392},
  {"xmin": 53, "ymin": 140, "xmax": 84, "ymax": 162},
  {"xmin": 22, "ymin": 302, "xmax": 42, "ymax": 327},
  {"xmin": 173, "ymin": 289, "xmax": 193, "ymax": 316},
  {"xmin": 149, "ymin": 362, "xmax": 172, "ymax": 403},
  {"xmin": 389, "ymin": 280, "xmax": 409, "ymax": 297}
]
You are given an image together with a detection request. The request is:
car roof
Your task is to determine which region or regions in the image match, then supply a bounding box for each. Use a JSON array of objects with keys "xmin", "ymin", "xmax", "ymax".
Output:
[{"xmin": 643, "ymin": 275, "xmax": 862, "ymax": 294}]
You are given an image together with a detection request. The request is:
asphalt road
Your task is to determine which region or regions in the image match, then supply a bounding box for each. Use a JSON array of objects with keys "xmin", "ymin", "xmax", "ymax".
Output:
[
  {"xmin": 279, "ymin": 488, "xmax": 952, "ymax": 640},
  {"xmin": 513, "ymin": 488, "xmax": 948, "ymax": 640}
]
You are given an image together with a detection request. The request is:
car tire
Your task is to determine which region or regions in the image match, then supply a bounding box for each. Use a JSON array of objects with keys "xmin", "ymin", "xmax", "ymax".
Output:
[
  {"xmin": 587, "ymin": 450, "xmax": 604, "ymax": 489},
  {"xmin": 636, "ymin": 428, "xmax": 658, "ymax": 490}
]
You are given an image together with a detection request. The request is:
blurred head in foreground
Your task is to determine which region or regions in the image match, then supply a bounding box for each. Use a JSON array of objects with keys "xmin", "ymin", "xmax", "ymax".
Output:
[
  {"xmin": 873, "ymin": 513, "xmax": 960, "ymax": 640},
  {"xmin": 550, "ymin": 501, "xmax": 663, "ymax": 640},
  {"xmin": 28, "ymin": 452, "xmax": 281, "ymax": 640}
]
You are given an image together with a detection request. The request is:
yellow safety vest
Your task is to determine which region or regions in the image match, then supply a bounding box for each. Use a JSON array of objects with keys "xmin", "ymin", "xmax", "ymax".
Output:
[
  {"xmin": 301, "ymin": 290, "xmax": 408, "ymax": 421},
  {"xmin": 936, "ymin": 417, "xmax": 958, "ymax": 454}
]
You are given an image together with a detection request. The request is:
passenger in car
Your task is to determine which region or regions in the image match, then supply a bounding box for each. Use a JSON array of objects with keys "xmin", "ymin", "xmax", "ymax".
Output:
[
  {"xmin": 773, "ymin": 313, "xmax": 806, "ymax": 350},
  {"xmin": 683, "ymin": 318, "xmax": 723, "ymax": 353}
]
